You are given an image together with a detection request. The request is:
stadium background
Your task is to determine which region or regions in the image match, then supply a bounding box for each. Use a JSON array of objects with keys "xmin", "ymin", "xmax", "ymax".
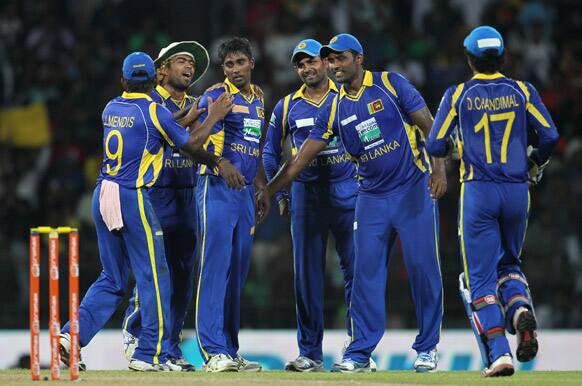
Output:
[{"xmin": 0, "ymin": 0, "xmax": 581, "ymax": 369}]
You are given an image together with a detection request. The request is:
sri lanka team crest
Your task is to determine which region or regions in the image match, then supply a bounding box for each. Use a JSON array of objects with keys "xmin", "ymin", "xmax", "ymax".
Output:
[
  {"xmin": 297, "ymin": 42, "xmax": 307, "ymax": 49},
  {"xmin": 367, "ymin": 99, "xmax": 384, "ymax": 114},
  {"xmin": 256, "ymin": 106, "xmax": 265, "ymax": 119}
]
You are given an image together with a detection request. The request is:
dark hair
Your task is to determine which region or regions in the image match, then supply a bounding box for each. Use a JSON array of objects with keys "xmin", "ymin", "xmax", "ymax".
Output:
[
  {"xmin": 466, "ymin": 49, "xmax": 505, "ymax": 74},
  {"xmin": 125, "ymin": 76, "xmax": 155, "ymax": 93},
  {"xmin": 218, "ymin": 37, "xmax": 253, "ymax": 63}
]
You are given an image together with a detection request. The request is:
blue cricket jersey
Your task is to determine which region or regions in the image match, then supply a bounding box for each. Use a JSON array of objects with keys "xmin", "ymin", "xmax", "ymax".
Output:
[
  {"xmin": 263, "ymin": 79, "xmax": 356, "ymax": 201},
  {"xmin": 99, "ymin": 92, "xmax": 190, "ymax": 188},
  {"xmin": 427, "ymin": 72, "xmax": 559, "ymax": 183},
  {"xmin": 197, "ymin": 79, "xmax": 265, "ymax": 185},
  {"xmin": 309, "ymin": 71, "xmax": 431, "ymax": 196},
  {"xmin": 150, "ymin": 85, "xmax": 197, "ymax": 188}
]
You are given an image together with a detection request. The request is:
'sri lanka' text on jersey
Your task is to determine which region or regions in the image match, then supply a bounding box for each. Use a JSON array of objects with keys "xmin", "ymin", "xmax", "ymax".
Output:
[
  {"xmin": 427, "ymin": 73, "xmax": 559, "ymax": 183},
  {"xmin": 150, "ymin": 85, "xmax": 197, "ymax": 188},
  {"xmin": 264, "ymin": 78, "xmax": 355, "ymax": 198},
  {"xmin": 197, "ymin": 79, "xmax": 265, "ymax": 185},
  {"xmin": 309, "ymin": 70, "xmax": 431, "ymax": 196},
  {"xmin": 99, "ymin": 92, "xmax": 189, "ymax": 188}
]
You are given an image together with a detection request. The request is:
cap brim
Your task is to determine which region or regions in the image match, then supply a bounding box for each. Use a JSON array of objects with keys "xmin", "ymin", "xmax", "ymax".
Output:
[
  {"xmin": 320, "ymin": 45, "xmax": 344, "ymax": 59},
  {"xmin": 290, "ymin": 50, "xmax": 318, "ymax": 64},
  {"xmin": 155, "ymin": 41, "xmax": 210, "ymax": 85}
]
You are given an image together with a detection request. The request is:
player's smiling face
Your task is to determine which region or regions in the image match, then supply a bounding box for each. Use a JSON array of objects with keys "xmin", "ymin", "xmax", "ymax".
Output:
[
  {"xmin": 294, "ymin": 55, "xmax": 326, "ymax": 88},
  {"xmin": 223, "ymin": 51, "xmax": 254, "ymax": 90},
  {"xmin": 326, "ymin": 51, "xmax": 359, "ymax": 84},
  {"xmin": 163, "ymin": 54, "xmax": 195, "ymax": 91}
]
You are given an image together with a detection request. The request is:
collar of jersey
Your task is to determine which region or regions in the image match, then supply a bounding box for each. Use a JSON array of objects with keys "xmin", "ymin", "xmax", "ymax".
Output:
[
  {"xmin": 292, "ymin": 79, "xmax": 338, "ymax": 106},
  {"xmin": 155, "ymin": 84, "xmax": 191, "ymax": 108},
  {"xmin": 224, "ymin": 78, "xmax": 257, "ymax": 103},
  {"xmin": 121, "ymin": 91, "xmax": 152, "ymax": 101},
  {"xmin": 339, "ymin": 70, "xmax": 373, "ymax": 100},
  {"xmin": 472, "ymin": 72, "xmax": 505, "ymax": 80}
]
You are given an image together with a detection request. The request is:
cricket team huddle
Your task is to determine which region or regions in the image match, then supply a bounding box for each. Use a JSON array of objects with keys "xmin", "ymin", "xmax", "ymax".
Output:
[{"xmin": 56, "ymin": 25, "xmax": 559, "ymax": 377}]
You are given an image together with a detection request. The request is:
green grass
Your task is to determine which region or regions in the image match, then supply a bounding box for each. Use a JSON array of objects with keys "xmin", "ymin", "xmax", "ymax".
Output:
[{"xmin": 2, "ymin": 369, "xmax": 582, "ymax": 386}]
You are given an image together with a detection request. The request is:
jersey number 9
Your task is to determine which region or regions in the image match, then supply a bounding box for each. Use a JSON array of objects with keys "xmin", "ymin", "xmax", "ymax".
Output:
[
  {"xmin": 474, "ymin": 111, "xmax": 515, "ymax": 164},
  {"xmin": 105, "ymin": 130, "xmax": 124, "ymax": 175}
]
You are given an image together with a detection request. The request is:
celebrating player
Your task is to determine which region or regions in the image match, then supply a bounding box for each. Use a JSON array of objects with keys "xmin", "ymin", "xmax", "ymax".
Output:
[
  {"xmin": 121, "ymin": 41, "xmax": 243, "ymax": 372},
  {"xmin": 426, "ymin": 26, "xmax": 559, "ymax": 377},
  {"xmin": 265, "ymin": 34, "xmax": 446, "ymax": 373},
  {"xmin": 263, "ymin": 39, "xmax": 362, "ymax": 372},
  {"xmin": 58, "ymin": 52, "xmax": 233, "ymax": 372},
  {"xmin": 194, "ymin": 37, "xmax": 270, "ymax": 372}
]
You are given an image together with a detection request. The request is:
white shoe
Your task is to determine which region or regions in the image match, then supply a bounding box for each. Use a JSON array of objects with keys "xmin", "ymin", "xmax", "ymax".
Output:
[
  {"xmin": 128, "ymin": 359, "xmax": 157, "ymax": 372},
  {"xmin": 59, "ymin": 333, "xmax": 86, "ymax": 371},
  {"xmin": 234, "ymin": 355, "xmax": 262, "ymax": 372},
  {"xmin": 285, "ymin": 356, "xmax": 324, "ymax": 372},
  {"xmin": 164, "ymin": 360, "xmax": 182, "ymax": 371},
  {"xmin": 331, "ymin": 358, "xmax": 375, "ymax": 373},
  {"xmin": 482, "ymin": 354, "xmax": 514, "ymax": 377},
  {"xmin": 168, "ymin": 357, "xmax": 196, "ymax": 372},
  {"xmin": 414, "ymin": 348, "xmax": 438, "ymax": 372},
  {"xmin": 341, "ymin": 335, "xmax": 377, "ymax": 371},
  {"xmin": 123, "ymin": 331, "xmax": 139, "ymax": 362},
  {"xmin": 203, "ymin": 354, "xmax": 239, "ymax": 372},
  {"xmin": 369, "ymin": 356, "xmax": 377, "ymax": 371}
]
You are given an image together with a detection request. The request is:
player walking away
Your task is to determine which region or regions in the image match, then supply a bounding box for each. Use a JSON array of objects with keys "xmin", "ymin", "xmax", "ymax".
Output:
[
  {"xmin": 58, "ymin": 52, "xmax": 233, "ymax": 372},
  {"xmin": 426, "ymin": 26, "xmax": 559, "ymax": 377},
  {"xmin": 194, "ymin": 37, "xmax": 270, "ymax": 373},
  {"xmin": 263, "ymin": 39, "xmax": 370, "ymax": 372},
  {"xmin": 265, "ymin": 34, "xmax": 446, "ymax": 373},
  {"xmin": 121, "ymin": 42, "xmax": 244, "ymax": 372}
]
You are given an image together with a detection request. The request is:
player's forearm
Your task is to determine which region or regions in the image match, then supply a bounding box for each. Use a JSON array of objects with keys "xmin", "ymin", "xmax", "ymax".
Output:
[
  {"xmin": 267, "ymin": 139, "xmax": 323, "ymax": 193},
  {"xmin": 191, "ymin": 148, "xmax": 219, "ymax": 169},
  {"xmin": 432, "ymin": 156, "xmax": 446, "ymax": 176},
  {"xmin": 181, "ymin": 115, "xmax": 221, "ymax": 155}
]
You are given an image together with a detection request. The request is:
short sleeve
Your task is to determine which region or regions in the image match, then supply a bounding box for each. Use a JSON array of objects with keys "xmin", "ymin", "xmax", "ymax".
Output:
[{"xmin": 389, "ymin": 72, "xmax": 427, "ymax": 114}]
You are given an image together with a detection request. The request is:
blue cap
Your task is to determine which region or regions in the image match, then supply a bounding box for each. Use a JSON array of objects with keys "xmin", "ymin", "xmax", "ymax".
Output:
[
  {"xmin": 320, "ymin": 33, "xmax": 363, "ymax": 58},
  {"xmin": 291, "ymin": 39, "xmax": 322, "ymax": 64},
  {"xmin": 463, "ymin": 26, "xmax": 504, "ymax": 58},
  {"xmin": 122, "ymin": 52, "xmax": 156, "ymax": 81}
]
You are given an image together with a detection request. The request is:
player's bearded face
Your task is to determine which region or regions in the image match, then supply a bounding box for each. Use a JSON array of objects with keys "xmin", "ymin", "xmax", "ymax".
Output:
[
  {"xmin": 223, "ymin": 52, "xmax": 254, "ymax": 89},
  {"xmin": 294, "ymin": 56, "xmax": 326, "ymax": 88},
  {"xmin": 326, "ymin": 51, "xmax": 357, "ymax": 84},
  {"xmin": 166, "ymin": 54, "xmax": 195, "ymax": 91}
]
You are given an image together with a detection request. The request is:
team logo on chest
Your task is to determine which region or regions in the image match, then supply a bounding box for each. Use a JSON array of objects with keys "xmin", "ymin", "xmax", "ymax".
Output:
[
  {"xmin": 355, "ymin": 117, "xmax": 384, "ymax": 150},
  {"xmin": 256, "ymin": 106, "xmax": 265, "ymax": 119},
  {"xmin": 367, "ymin": 98, "xmax": 384, "ymax": 115}
]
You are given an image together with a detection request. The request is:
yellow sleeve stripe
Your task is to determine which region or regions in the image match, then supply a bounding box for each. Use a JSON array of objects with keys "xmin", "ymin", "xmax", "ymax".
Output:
[
  {"xmin": 381, "ymin": 72, "xmax": 397, "ymax": 97},
  {"xmin": 436, "ymin": 83, "xmax": 464, "ymax": 139},
  {"xmin": 149, "ymin": 103, "xmax": 175, "ymax": 147},
  {"xmin": 516, "ymin": 81, "xmax": 550, "ymax": 128},
  {"xmin": 516, "ymin": 81, "xmax": 531, "ymax": 101},
  {"xmin": 323, "ymin": 95, "xmax": 338, "ymax": 140},
  {"xmin": 281, "ymin": 95, "xmax": 291, "ymax": 146}
]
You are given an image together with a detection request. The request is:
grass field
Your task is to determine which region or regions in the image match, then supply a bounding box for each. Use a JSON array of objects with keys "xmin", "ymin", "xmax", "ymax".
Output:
[{"xmin": 2, "ymin": 369, "xmax": 582, "ymax": 386}]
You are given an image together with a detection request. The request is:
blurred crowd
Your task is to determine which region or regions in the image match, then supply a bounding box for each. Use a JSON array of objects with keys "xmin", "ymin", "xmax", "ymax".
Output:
[{"xmin": 1, "ymin": 0, "xmax": 581, "ymax": 331}]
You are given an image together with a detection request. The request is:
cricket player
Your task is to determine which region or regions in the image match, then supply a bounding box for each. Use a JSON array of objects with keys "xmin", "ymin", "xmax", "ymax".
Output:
[
  {"xmin": 263, "ymin": 39, "xmax": 359, "ymax": 372},
  {"xmin": 266, "ymin": 34, "xmax": 446, "ymax": 373},
  {"xmin": 426, "ymin": 26, "xmax": 559, "ymax": 377},
  {"xmin": 58, "ymin": 52, "xmax": 233, "ymax": 372},
  {"xmin": 194, "ymin": 37, "xmax": 270, "ymax": 372},
  {"xmin": 121, "ymin": 42, "xmax": 244, "ymax": 372}
]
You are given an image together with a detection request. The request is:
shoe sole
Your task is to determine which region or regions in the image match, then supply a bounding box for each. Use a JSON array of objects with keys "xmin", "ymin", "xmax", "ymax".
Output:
[
  {"xmin": 516, "ymin": 311, "xmax": 538, "ymax": 362},
  {"xmin": 128, "ymin": 366, "xmax": 157, "ymax": 372},
  {"xmin": 285, "ymin": 364, "xmax": 324, "ymax": 372},
  {"xmin": 483, "ymin": 364, "xmax": 515, "ymax": 377},
  {"xmin": 415, "ymin": 367, "xmax": 437, "ymax": 373},
  {"xmin": 239, "ymin": 367, "xmax": 262, "ymax": 372}
]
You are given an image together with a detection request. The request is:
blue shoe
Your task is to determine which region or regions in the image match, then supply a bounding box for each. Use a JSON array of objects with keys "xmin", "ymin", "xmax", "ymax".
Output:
[
  {"xmin": 414, "ymin": 349, "xmax": 438, "ymax": 372},
  {"xmin": 331, "ymin": 359, "xmax": 375, "ymax": 373}
]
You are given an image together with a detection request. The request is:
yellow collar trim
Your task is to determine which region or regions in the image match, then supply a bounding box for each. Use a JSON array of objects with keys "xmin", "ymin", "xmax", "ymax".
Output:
[
  {"xmin": 121, "ymin": 92, "xmax": 152, "ymax": 101},
  {"xmin": 340, "ymin": 70, "xmax": 373, "ymax": 99},
  {"xmin": 224, "ymin": 78, "xmax": 258, "ymax": 103},
  {"xmin": 292, "ymin": 79, "xmax": 338, "ymax": 100},
  {"xmin": 472, "ymin": 72, "xmax": 505, "ymax": 80},
  {"xmin": 155, "ymin": 85, "xmax": 171, "ymax": 100}
]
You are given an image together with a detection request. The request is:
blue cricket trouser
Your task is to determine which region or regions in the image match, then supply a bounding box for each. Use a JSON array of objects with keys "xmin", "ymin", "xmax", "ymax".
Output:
[
  {"xmin": 195, "ymin": 175, "xmax": 255, "ymax": 361},
  {"xmin": 290, "ymin": 178, "xmax": 357, "ymax": 361},
  {"xmin": 459, "ymin": 181, "xmax": 531, "ymax": 363},
  {"xmin": 123, "ymin": 186, "xmax": 197, "ymax": 359},
  {"xmin": 344, "ymin": 174, "xmax": 443, "ymax": 362},
  {"xmin": 62, "ymin": 182, "xmax": 171, "ymax": 365}
]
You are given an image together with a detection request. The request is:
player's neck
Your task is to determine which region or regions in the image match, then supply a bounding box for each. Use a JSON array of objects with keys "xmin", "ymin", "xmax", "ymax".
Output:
[
  {"xmin": 344, "ymin": 68, "xmax": 364, "ymax": 96},
  {"xmin": 163, "ymin": 84, "xmax": 186, "ymax": 103},
  {"xmin": 304, "ymin": 79, "xmax": 329, "ymax": 101},
  {"xmin": 239, "ymin": 83, "xmax": 252, "ymax": 98}
]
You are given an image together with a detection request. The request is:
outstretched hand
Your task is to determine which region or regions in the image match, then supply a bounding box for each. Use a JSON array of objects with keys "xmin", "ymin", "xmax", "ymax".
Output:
[
  {"xmin": 207, "ymin": 93, "xmax": 233, "ymax": 121},
  {"xmin": 178, "ymin": 97, "xmax": 204, "ymax": 127}
]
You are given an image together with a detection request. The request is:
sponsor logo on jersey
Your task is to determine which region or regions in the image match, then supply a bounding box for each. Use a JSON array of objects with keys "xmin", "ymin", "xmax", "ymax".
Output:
[
  {"xmin": 243, "ymin": 118, "xmax": 262, "ymax": 143},
  {"xmin": 355, "ymin": 117, "xmax": 384, "ymax": 150}
]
